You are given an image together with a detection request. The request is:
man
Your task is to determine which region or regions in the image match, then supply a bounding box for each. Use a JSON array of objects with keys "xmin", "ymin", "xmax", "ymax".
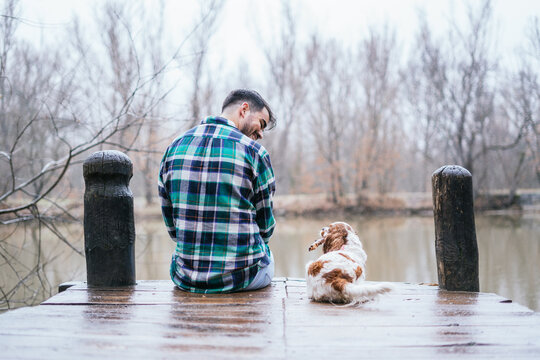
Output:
[{"xmin": 158, "ymin": 89, "xmax": 277, "ymax": 293}]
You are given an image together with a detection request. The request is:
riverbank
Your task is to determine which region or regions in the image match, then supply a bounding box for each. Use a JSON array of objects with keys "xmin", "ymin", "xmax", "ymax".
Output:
[
  {"xmin": 133, "ymin": 190, "xmax": 540, "ymax": 219},
  {"xmin": 272, "ymin": 189, "xmax": 540, "ymax": 217},
  {"xmin": 3, "ymin": 189, "xmax": 538, "ymax": 223},
  {"xmin": 132, "ymin": 192, "xmax": 436, "ymax": 219}
]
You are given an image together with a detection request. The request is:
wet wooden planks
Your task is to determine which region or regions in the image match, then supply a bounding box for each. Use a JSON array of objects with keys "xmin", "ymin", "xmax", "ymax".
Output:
[{"xmin": 0, "ymin": 279, "xmax": 539, "ymax": 359}]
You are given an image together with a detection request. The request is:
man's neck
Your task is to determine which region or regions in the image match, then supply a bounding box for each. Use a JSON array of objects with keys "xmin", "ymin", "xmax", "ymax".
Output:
[{"xmin": 220, "ymin": 113, "xmax": 239, "ymax": 129}]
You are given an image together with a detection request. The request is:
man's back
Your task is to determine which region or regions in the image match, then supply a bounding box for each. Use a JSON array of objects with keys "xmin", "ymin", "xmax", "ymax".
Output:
[{"xmin": 158, "ymin": 116, "xmax": 276, "ymax": 293}]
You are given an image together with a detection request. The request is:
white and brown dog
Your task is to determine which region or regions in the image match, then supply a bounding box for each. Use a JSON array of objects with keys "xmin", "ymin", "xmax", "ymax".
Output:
[{"xmin": 306, "ymin": 222, "xmax": 392, "ymax": 304}]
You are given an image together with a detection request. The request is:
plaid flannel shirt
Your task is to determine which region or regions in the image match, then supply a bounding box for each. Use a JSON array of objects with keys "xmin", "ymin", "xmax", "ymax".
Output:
[{"xmin": 158, "ymin": 116, "xmax": 276, "ymax": 293}]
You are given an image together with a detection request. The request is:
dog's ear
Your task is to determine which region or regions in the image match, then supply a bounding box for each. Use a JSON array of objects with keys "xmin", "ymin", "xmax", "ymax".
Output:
[{"xmin": 322, "ymin": 223, "xmax": 349, "ymax": 253}]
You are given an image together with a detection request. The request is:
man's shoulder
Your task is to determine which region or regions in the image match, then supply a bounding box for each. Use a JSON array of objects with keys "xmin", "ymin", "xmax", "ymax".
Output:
[
  {"xmin": 173, "ymin": 123, "xmax": 270, "ymax": 159},
  {"xmin": 239, "ymin": 135, "xmax": 270, "ymax": 159}
]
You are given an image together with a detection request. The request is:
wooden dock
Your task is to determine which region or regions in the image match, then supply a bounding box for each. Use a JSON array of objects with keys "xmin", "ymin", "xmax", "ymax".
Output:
[{"xmin": 0, "ymin": 279, "xmax": 539, "ymax": 359}]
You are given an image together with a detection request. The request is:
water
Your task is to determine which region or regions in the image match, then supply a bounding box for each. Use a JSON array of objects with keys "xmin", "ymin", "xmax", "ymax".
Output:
[
  {"xmin": 273, "ymin": 214, "xmax": 540, "ymax": 312},
  {"xmin": 1, "ymin": 214, "xmax": 539, "ymax": 311}
]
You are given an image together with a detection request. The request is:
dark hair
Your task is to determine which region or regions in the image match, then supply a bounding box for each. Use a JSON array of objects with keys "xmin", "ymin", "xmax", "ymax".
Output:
[{"xmin": 221, "ymin": 89, "xmax": 276, "ymax": 130}]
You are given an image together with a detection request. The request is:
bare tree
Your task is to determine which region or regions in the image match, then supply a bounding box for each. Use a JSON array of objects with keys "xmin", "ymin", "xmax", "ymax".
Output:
[
  {"xmin": 0, "ymin": 0, "xmax": 17, "ymax": 148},
  {"xmin": 498, "ymin": 17, "xmax": 540, "ymax": 200},
  {"xmin": 137, "ymin": 1, "xmax": 167, "ymax": 205},
  {"xmin": 305, "ymin": 36, "xmax": 354, "ymax": 203},
  {"xmin": 263, "ymin": 1, "xmax": 309, "ymax": 194},
  {"xmin": 406, "ymin": 1, "xmax": 503, "ymax": 186},
  {"xmin": 0, "ymin": 0, "xmax": 223, "ymax": 311},
  {"xmin": 0, "ymin": 0, "xmax": 82, "ymax": 222},
  {"xmin": 404, "ymin": 17, "xmax": 448, "ymax": 190},
  {"xmin": 351, "ymin": 25, "xmax": 402, "ymax": 194},
  {"xmin": 0, "ymin": 0, "xmax": 85, "ymax": 310},
  {"xmin": 522, "ymin": 17, "xmax": 540, "ymax": 184},
  {"xmin": 185, "ymin": 0, "xmax": 223, "ymax": 129}
]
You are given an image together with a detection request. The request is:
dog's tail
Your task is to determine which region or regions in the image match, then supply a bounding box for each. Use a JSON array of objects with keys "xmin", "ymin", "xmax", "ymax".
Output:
[{"xmin": 345, "ymin": 282, "xmax": 393, "ymax": 300}]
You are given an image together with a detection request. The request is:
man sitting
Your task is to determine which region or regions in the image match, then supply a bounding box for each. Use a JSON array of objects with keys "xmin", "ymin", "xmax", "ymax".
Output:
[{"xmin": 158, "ymin": 89, "xmax": 277, "ymax": 293}]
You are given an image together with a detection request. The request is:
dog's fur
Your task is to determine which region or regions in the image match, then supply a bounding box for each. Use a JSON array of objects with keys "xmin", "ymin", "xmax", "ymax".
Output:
[{"xmin": 306, "ymin": 222, "xmax": 392, "ymax": 304}]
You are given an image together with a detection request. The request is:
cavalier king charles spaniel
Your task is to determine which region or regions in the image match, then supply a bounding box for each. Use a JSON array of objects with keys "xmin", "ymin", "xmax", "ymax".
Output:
[{"xmin": 306, "ymin": 221, "xmax": 393, "ymax": 304}]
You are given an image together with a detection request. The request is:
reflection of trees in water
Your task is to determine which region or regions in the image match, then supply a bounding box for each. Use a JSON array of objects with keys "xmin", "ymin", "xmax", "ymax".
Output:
[
  {"xmin": 0, "ymin": 215, "xmax": 84, "ymax": 312},
  {"xmin": 270, "ymin": 218, "xmax": 323, "ymax": 278},
  {"xmin": 478, "ymin": 215, "xmax": 525, "ymax": 229},
  {"xmin": 354, "ymin": 216, "xmax": 436, "ymax": 282},
  {"xmin": 271, "ymin": 216, "xmax": 438, "ymax": 282},
  {"xmin": 477, "ymin": 215, "xmax": 539, "ymax": 311},
  {"xmin": 0, "ymin": 216, "xmax": 175, "ymax": 313},
  {"xmin": 272, "ymin": 215, "xmax": 539, "ymax": 311},
  {"xmin": 0, "ymin": 0, "xmax": 223, "ymax": 312},
  {"xmin": 135, "ymin": 221, "xmax": 175, "ymax": 281}
]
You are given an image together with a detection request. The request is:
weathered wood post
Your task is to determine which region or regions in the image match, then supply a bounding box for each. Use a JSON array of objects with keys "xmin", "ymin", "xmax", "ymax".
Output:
[
  {"xmin": 432, "ymin": 165, "xmax": 479, "ymax": 292},
  {"xmin": 83, "ymin": 150, "xmax": 136, "ymax": 287}
]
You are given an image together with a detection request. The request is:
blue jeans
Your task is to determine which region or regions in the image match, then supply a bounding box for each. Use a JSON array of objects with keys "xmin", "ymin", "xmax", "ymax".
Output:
[{"xmin": 243, "ymin": 251, "xmax": 274, "ymax": 291}]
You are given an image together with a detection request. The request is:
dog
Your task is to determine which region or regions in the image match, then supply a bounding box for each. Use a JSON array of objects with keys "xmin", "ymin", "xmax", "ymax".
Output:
[{"xmin": 306, "ymin": 221, "xmax": 393, "ymax": 304}]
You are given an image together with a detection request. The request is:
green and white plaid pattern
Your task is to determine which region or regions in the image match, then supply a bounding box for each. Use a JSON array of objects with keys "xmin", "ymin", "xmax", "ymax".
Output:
[{"xmin": 158, "ymin": 116, "xmax": 276, "ymax": 293}]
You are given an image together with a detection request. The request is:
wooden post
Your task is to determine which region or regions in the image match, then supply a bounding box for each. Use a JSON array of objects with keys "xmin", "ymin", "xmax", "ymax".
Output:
[
  {"xmin": 83, "ymin": 150, "xmax": 136, "ymax": 287},
  {"xmin": 432, "ymin": 165, "xmax": 479, "ymax": 292}
]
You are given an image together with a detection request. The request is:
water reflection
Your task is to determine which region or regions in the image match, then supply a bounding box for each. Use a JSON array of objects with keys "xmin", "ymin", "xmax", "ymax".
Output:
[
  {"xmin": 0, "ymin": 220, "xmax": 85, "ymax": 311},
  {"xmin": 431, "ymin": 292, "xmax": 481, "ymax": 354},
  {"xmin": 270, "ymin": 216, "xmax": 438, "ymax": 282},
  {"xmin": 476, "ymin": 215, "xmax": 540, "ymax": 310},
  {"xmin": 0, "ymin": 214, "xmax": 539, "ymax": 312},
  {"xmin": 266, "ymin": 214, "xmax": 540, "ymax": 312}
]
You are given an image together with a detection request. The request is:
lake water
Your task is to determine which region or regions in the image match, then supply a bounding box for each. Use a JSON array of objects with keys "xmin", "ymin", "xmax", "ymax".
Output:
[{"xmin": 1, "ymin": 214, "xmax": 539, "ymax": 311}]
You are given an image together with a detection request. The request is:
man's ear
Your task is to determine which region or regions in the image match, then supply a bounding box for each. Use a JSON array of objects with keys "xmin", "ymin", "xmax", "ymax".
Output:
[{"xmin": 240, "ymin": 102, "xmax": 250, "ymax": 117}]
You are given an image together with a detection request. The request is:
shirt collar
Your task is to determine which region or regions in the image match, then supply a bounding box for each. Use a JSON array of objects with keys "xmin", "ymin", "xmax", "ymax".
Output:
[{"xmin": 202, "ymin": 116, "xmax": 238, "ymax": 129}]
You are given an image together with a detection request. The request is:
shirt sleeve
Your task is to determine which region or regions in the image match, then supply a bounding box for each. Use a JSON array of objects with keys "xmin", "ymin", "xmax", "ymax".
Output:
[
  {"xmin": 252, "ymin": 152, "xmax": 276, "ymax": 243},
  {"xmin": 158, "ymin": 164, "xmax": 177, "ymax": 241}
]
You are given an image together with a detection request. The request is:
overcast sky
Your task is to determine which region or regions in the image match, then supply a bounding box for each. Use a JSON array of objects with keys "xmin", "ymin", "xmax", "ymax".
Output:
[
  {"xmin": 19, "ymin": 1, "xmax": 539, "ymax": 43},
  {"xmin": 12, "ymin": 0, "xmax": 540, "ymax": 100},
  {"xmin": 18, "ymin": 1, "xmax": 540, "ymax": 46}
]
